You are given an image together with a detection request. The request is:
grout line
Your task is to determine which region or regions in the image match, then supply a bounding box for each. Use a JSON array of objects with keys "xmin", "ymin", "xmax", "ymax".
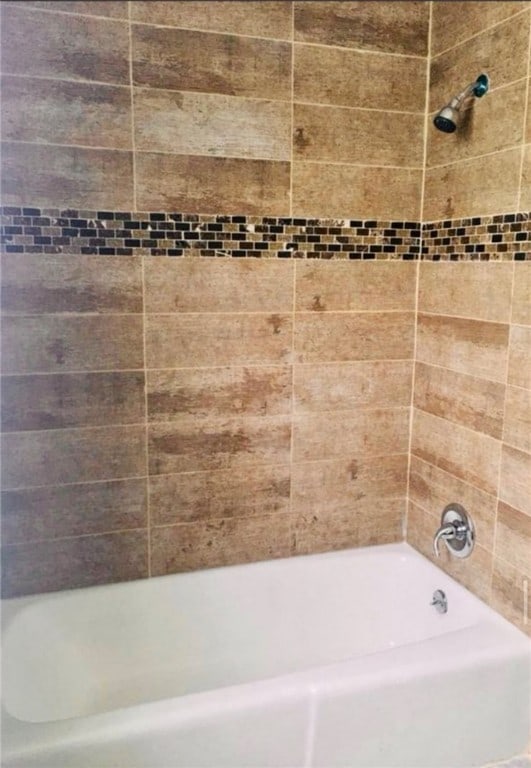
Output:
[
  {"xmin": 128, "ymin": 1, "xmax": 137, "ymax": 212},
  {"xmin": 410, "ymin": 454, "xmax": 499, "ymax": 501},
  {"xmin": 414, "ymin": 359, "xmax": 510, "ymax": 390},
  {"xmin": 140, "ymin": 253, "xmax": 151, "ymax": 577},
  {"xmin": 4, "ymin": 526, "xmax": 150, "ymax": 548},
  {"xmin": 290, "ymin": 259, "xmax": 296, "ymax": 552},
  {"xmin": 418, "ymin": 308, "xmax": 512, "ymax": 327},
  {"xmin": 517, "ymin": 12, "xmax": 531, "ymax": 211},
  {"xmin": 289, "ymin": 2, "xmax": 295, "ymax": 218},
  {"xmin": 2, "ymin": 1, "xmax": 130, "ymax": 24},
  {"xmin": 425, "ymin": 144, "xmax": 524, "ymax": 173}
]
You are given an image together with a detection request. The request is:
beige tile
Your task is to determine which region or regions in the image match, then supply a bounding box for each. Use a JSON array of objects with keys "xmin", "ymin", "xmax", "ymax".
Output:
[
  {"xmin": 293, "ymin": 103, "xmax": 424, "ymax": 167},
  {"xmin": 508, "ymin": 325, "xmax": 531, "ymax": 388},
  {"xmin": 1, "ymin": 531, "xmax": 148, "ymax": 598},
  {"xmin": 499, "ymin": 444, "xmax": 531, "ymax": 515},
  {"xmin": 1, "ymin": 425, "xmax": 147, "ymax": 490},
  {"xmin": 148, "ymin": 415, "xmax": 291, "ymax": 474},
  {"xmin": 414, "ymin": 361, "xmax": 505, "ymax": 439},
  {"xmin": 1, "ymin": 479, "xmax": 147, "ymax": 544},
  {"xmin": 8, "ymin": 1, "xmax": 128, "ymax": 17},
  {"xmin": 0, "ymin": 4, "xmax": 129, "ymax": 83},
  {"xmin": 416, "ymin": 314, "xmax": 509, "ymax": 383},
  {"xmin": 132, "ymin": 25, "xmax": 291, "ymax": 100},
  {"xmin": 423, "ymin": 149, "xmax": 521, "ymax": 220},
  {"xmin": 1, "ymin": 315, "xmax": 144, "ymax": 374},
  {"xmin": 150, "ymin": 513, "xmax": 292, "ymax": 576},
  {"xmin": 144, "ymin": 258, "xmax": 293, "ymax": 314},
  {"xmin": 293, "ymin": 2, "xmax": 429, "ymax": 56},
  {"xmin": 418, "ymin": 262, "xmax": 513, "ymax": 322},
  {"xmin": 1, "ymin": 142, "xmax": 134, "ymax": 209},
  {"xmin": 411, "ymin": 409, "xmax": 501, "ymax": 495},
  {"xmin": 294, "ymin": 311, "xmax": 415, "ymax": 364},
  {"xmin": 294, "ymin": 43, "xmax": 426, "ymax": 112},
  {"xmin": 408, "ymin": 455, "xmax": 497, "ymax": 552},
  {"xmin": 136, "ymin": 153, "xmax": 290, "ymax": 215},
  {"xmin": 1, "ymin": 254, "xmax": 143, "ymax": 315},
  {"xmin": 146, "ymin": 313, "xmax": 291, "ymax": 370},
  {"xmin": 292, "ymin": 162, "xmax": 422, "ymax": 220},
  {"xmin": 134, "ymin": 89, "xmax": 290, "ymax": 160},
  {"xmin": 147, "ymin": 366, "xmax": 291, "ymax": 420},
  {"xmin": 295, "ymin": 261, "xmax": 416, "ymax": 312},
  {"xmin": 431, "ymin": 1, "xmax": 526, "ymax": 56},
  {"xmin": 521, "ymin": 144, "xmax": 531, "ymax": 210},
  {"xmin": 527, "ymin": 79, "xmax": 531, "ymax": 144},
  {"xmin": 503, "ymin": 385, "xmax": 531, "ymax": 453},
  {"xmin": 149, "ymin": 465, "xmax": 290, "ymax": 525},
  {"xmin": 131, "ymin": 1, "xmax": 291, "ymax": 38},
  {"xmin": 495, "ymin": 502, "xmax": 531, "ymax": 578},
  {"xmin": 293, "ymin": 407, "xmax": 410, "ymax": 462},
  {"xmin": 491, "ymin": 556, "xmax": 530, "ymax": 635},
  {"xmin": 1, "ymin": 372, "xmax": 145, "ymax": 432},
  {"xmin": 429, "ymin": 14, "xmax": 530, "ymax": 113},
  {"xmin": 511, "ymin": 263, "xmax": 531, "ymax": 326},
  {"xmin": 294, "ymin": 360, "xmax": 413, "ymax": 412}
]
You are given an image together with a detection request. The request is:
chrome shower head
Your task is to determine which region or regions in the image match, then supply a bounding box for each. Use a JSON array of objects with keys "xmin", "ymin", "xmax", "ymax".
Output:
[{"xmin": 433, "ymin": 74, "xmax": 489, "ymax": 133}]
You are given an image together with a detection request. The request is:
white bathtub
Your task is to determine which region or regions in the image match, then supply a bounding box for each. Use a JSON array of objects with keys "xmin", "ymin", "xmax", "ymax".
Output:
[{"xmin": 1, "ymin": 542, "xmax": 530, "ymax": 768}]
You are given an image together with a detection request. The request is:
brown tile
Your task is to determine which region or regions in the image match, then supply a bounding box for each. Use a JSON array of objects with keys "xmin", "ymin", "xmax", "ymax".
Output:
[
  {"xmin": 148, "ymin": 415, "xmax": 291, "ymax": 474},
  {"xmin": 503, "ymin": 385, "xmax": 531, "ymax": 453},
  {"xmin": 414, "ymin": 361, "xmax": 505, "ymax": 438},
  {"xmin": 144, "ymin": 258, "xmax": 293, "ymax": 314},
  {"xmin": 495, "ymin": 501, "xmax": 531, "ymax": 578},
  {"xmin": 1, "ymin": 530, "xmax": 148, "ymax": 598},
  {"xmin": 150, "ymin": 513, "xmax": 291, "ymax": 576},
  {"xmin": 1, "ymin": 254, "xmax": 143, "ymax": 315},
  {"xmin": 429, "ymin": 14, "xmax": 530, "ymax": 113},
  {"xmin": 1, "ymin": 372, "xmax": 145, "ymax": 432},
  {"xmin": 521, "ymin": 144, "xmax": 531, "ymax": 210},
  {"xmin": 1, "ymin": 425, "xmax": 147, "ymax": 489},
  {"xmin": 411, "ymin": 408, "xmax": 501, "ymax": 495},
  {"xmin": 295, "ymin": 262, "xmax": 417, "ymax": 312},
  {"xmin": 511, "ymin": 263, "xmax": 531, "ymax": 326},
  {"xmin": 2, "ymin": 315, "xmax": 144, "ymax": 374},
  {"xmin": 423, "ymin": 149, "xmax": 521, "ymax": 220},
  {"xmin": 294, "ymin": 311, "xmax": 415, "ymax": 364},
  {"xmin": 294, "ymin": 43, "xmax": 426, "ymax": 112},
  {"xmin": 130, "ymin": 1, "xmax": 292, "ymax": 39},
  {"xmin": 1, "ymin": 142, "xmax": 134, "ymax": 209},
  {"xmin": 293, "ymin": 103, "xmax": 423, "ymax": 167},
  {"xmin": 508, "ymin": 325, "xmax": 531, "ymax": 389},
  {"xmin": 1, "ymin": 479, "xmax": 147, "ymax": 544},
  {"xmin": 136, "ymin": 153, "xmax": 290, "ymax": 215},
  {"xmin": 527, "ymin": 78, "xmax": 531, "ymax": 144},
  {"xmin": 149, "ymin": 465, "xmax": 290, "ymax": 525},
  {"xmin": 293, "ymin": 407, "xmax": 410, "ymax": 462},
  {"xmin": 8, "ymin": 1, "xmax": 128, "ymax": 17},
  {"xmin": 0, "ymin": 4, "xmax": 129, "ymax": 83},
  {"xmin": 491, "ymin": 556, "xmax": 530, "ymax": 635},
  {"xmin": 408, "ymin": 455, "xmax": 497, "ymax": 552},
  {"xmin": 499, "ymin": 444, "xmax": 531, "ymax": 515},
  {"xmin": 132, "ymin": 25, "xmax": 291, "ymax": 100},
  {"xmin": 294, "ymin": 360, "xmax": 413, "ymax": 413},
  {"xmin": 1, "ymin": 76, "xmax": 132, "ymax": 149},
  {"xmin": 418, "ymin": 263, "xmax": 513, "ymax": 323},
  {"xmin": 293, "ymin": 1, "xmax": 429, "ymax": 56},
  {"xmin": 431, "ymin": 2, "xmax": 526, "ymax": 56},
  {"xmin": 292, "ymin": 162, "xmax": 422, "ymax": 220},
  {"xmin": 416, "ymin": 314, "xmax": 509, "ymax": 383},
  {"xmin": 146, "ymin": 314, "xmax": 292, "ymax": 370}
]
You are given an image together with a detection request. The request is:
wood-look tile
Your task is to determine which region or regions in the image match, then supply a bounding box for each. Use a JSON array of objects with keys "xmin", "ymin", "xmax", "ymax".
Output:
[
  {"xmin": 1, "ymin": 479, "xmax": 147, "ymax": 544},
  {"xmin": 418, "ymin": 263, "xmax": 513, "ymax": 323},
  {"xmin": 1, "ymin": 76, "xmax": 132, "ymax": 149},
  {"xmin": 521, "ymin": 144, "xmax": 531, "ymax": 211},
  {"xmin": 146, "ymin": 314, "xmax": 292, "ymax": 370},
  {"xmin": 294, "ymin": 360, "xmax": 413, "ymax": 412},
  {"xmin": 499, "ymin": 444, "xmax": 531, "ymax": 515},
  {"xmin": 295, "ymin": 262, "xmax": 416, "ymax": 312},
  {"xmin": 150, "ymin": 513, "xmax": 292, "ymax": 576},
  {"xmin": 2, "ymin": 315, "xmax": 144, "ymax": 374},
  {"xmin": 136, "ymin": 153, "xmax": 290, "ymax": 215},
  {"xmin": 495, "ymin": 502, "xmax": 531, "ymax": 578},
  {"xmin": 411, "ymin": 409, "xmax": 501, "ymax": 495},
  {"xmin": 293, "ymin": 103, "xmax": 423, "ymax": 167},
  {"xmin": 130, "ymin": 1, "xmax": 292, "ymax": 40},
  {"xmin": 293, "ymin": 2, "xmax": 429, "ymax": 56},
  {"xmin": 1, "ymin": 372, "xmax": 145, "ymax": 432},
  {"xmin": 503, "ymin": 385, "xmax": 531, "ymax": 453},
  {"xmin": 1, "ymin": 425, "xmax": 146, "ymax": 490},
  {"xmin": 416, "ymin": 314, "xmax": 509, "ymax": 383},
  {"xmin": 293, "ymin": 407, "xmax": 410, "ymax": 463},
  {"xmin": 144, "ymin": 258, "xmax": 293, "ymax": 314},
  {"xmin": 431, "ymin": 1, "xmax": 526, "ymax": 56},
  {"xmin": 508, "ymin": 325, "xmax": 531, "ymax": 389},
  {"xmin": 292, "ymin": 162, "xmax": 422, "ymax": 220},
  {"xmin": 294, "ymin": 43, "xmax": 426, "ymax": 112},
  {"xmin": 1, "ymin": 254, "xmax": 143, "ymax": 315},
  {"xmin": 132, "ymin": 25, "xmax": 291, "ymax": 100},
  {"xmin": 1, "ymin": 530, "xmax": 148, "ymax": 598},
  {"xmin": 491, "ymin": 556, "xmax": 530, "ymax": 636},
  {"xmin": 527, "ymin": 78, "xmax": 531, "ymax": 144},
  {"xmin": 1, "ymin": 142, "xmax": 134, "ymax": 209},
  {"xmin": 7, "ymin": 1, "xmax": 128, "ymax": 17},
  {"xmin": 294, "ymin": 311, "xmax": 415, "ymax": 364},
  {"xmin": 414, "ymin": 361, "xmax": 505, "ymax": 439},
  {"xmin": 148, "ymin": 415, "xmax": 291, "ymax": 474},
  {"xmin": 511, "ymin": 263, "xmax": 531, "ymax": 326},
  {"xmin": 0, "ymin": 4, "xmax": 129, "ymax": 83},
  {"xmin": 149, "ymin": 465, "xmax": 290, "ymax": 525}
]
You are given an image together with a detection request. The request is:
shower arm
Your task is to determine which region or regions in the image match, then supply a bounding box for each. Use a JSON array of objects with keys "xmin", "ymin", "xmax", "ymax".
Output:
[{"xmin": 447, "ymin": 74, "xmax": 490, "ymax": 111}]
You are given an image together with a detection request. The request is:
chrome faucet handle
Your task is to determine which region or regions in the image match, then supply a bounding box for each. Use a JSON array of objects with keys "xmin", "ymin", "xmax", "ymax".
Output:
[
  {"xmin": 433, "ymin": 523, "xmax": 458, "ymax": 557},
  {"xmin": 433, "ymin": 503, "xmax": 475, "ymax": 559}
]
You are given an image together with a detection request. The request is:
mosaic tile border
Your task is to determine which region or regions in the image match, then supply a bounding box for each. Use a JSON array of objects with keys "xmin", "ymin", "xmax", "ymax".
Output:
[{"xmin": 422, "ymin": 213, "xmax": 530, "ymax": 261}]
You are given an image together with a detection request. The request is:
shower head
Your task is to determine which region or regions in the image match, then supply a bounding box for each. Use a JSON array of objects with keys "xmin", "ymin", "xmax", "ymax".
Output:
[{"xmin": 433, "ymin": 73, "xmax": 489, "ymax": 133}]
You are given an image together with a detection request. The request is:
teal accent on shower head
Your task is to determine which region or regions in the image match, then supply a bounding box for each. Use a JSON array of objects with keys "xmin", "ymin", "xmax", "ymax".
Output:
[
  {"xmin": 433, "ymin": 72, "xmax": 490, "ymax": 133},
  {"xmin": 472, "ymin": 73, "xmax": 489, "ymax": 98}
]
